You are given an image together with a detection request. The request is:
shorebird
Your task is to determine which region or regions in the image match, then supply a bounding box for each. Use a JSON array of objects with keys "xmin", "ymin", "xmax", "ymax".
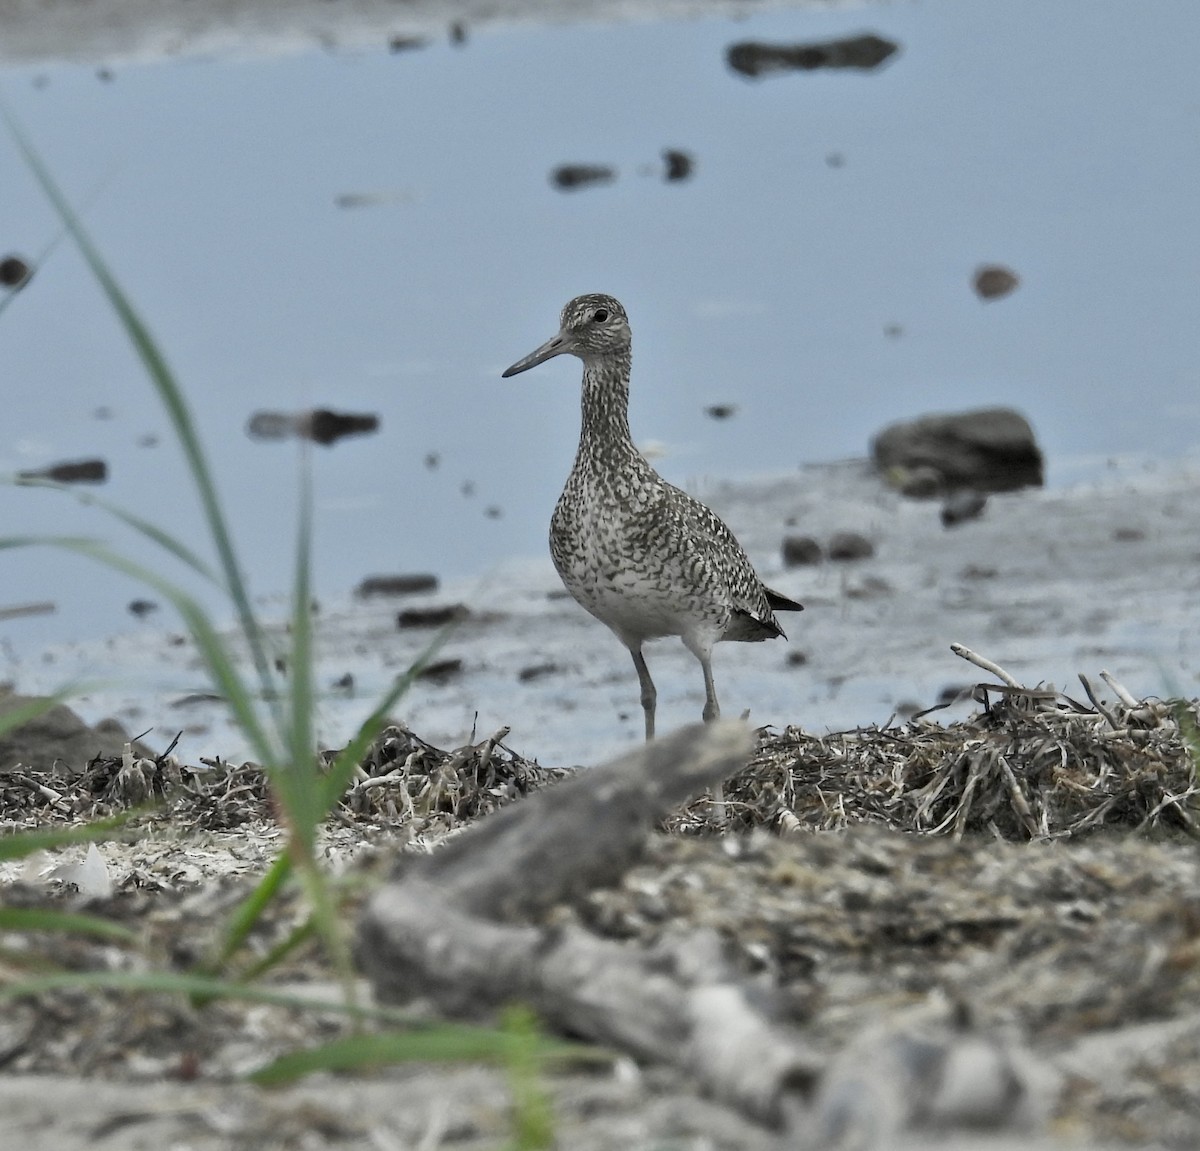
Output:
[{"xmin": 502, "ymin": 293, "xmax": 803, "ymax": 740}]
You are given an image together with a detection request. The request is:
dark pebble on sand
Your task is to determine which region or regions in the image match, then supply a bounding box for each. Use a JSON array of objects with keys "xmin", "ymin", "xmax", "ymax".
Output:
[
  {"xmin": 827, "ymin": 531, "xmax": 875, "ymax": 561},
  {"xmin": 356, "ymin": 573, "xmax": 438, "ymax": 598},
  {"xmin": 782, "ymin": 535, "xmax": 824, "ymax": 567},
  {"xmin": 416, "ymin": 658, "xmax": 463, "ymax": 684},
  {"xmin": 397, "ymin": 604, "xmax": 469, "ymax": 629}
]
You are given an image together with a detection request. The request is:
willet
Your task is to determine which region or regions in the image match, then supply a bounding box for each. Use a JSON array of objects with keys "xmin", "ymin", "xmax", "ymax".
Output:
[{"xmin": 502, "ymin": 293, "xmax": 803, "ymax": 740}]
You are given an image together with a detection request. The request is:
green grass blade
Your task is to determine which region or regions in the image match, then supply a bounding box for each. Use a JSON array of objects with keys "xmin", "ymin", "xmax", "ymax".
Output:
[
  {"xmin": 0, "ymin": 907, "xmax": 138, "ymax": 943},
  {"xmin": 0, "ymin": 813, "xmax": 138, "ymax": 863},
  {"xmin": 318, "ymin": 621, "xmax": 459, "ymax": 812},
  {"xmin": 248, "ymin": 1025, "xmax": 591, "ymax": 1087},
  {"xmin": 231, "ymin": 915, "xmax": 317, "ymax": 984},
  {"xmin": 0, "ymin": 100, "xmax": 281, "ymax": 721},
  {"xmin": 6, "ymin": 475, "xmax": 225, "ymax": 587},
  {"xmin": 199, "ymin": 850, "xmax": 292, "ymax": 975},
  {"xmin": 0, "ymin": 535, "xmax": 277, "ymax": 765}
]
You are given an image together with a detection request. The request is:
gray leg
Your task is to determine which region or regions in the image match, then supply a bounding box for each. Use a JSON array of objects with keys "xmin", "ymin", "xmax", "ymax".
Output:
[
  {"xmin": 631, "ymin": 648, "xmax": 656, "ymax": 741},
  {"xmin": 699, "ymin": 654, "xmax": 720, "ymax": 724}
]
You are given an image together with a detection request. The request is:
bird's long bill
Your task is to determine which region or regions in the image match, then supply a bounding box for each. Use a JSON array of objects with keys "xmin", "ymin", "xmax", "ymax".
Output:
[{"xmin": 501, "ymin": 331, "xmax": 569, "ymax": 378}]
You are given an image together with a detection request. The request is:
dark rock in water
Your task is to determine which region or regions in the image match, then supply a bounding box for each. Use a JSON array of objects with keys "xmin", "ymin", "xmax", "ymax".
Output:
[
  {"xmin": 356, "ymin": 573, "xmax": 438, "ymax": 598},
  {"xmin": 782, "ymin": 535, "xmax": 824, "ymax": 567},
  {"xmin": 727, "ymin": 33, "xmax": 899, "ymax": 78},
  {"xmin": 19, "ymin": 458, "xmax": 107, "ymax": 484},
  {"xmin": 416, "ymin": 657, "xmax": 463, "ymax": 684},
  {"xmin": 0, "ymin": 254, "xmax": 32, "ymax": 289},
  {"xmin": 827, "ymin": 531, "xmax": 875, "ymax": 562},
  {"xmin": 518, "ymin": 662, "xmax": 560, "ymax": 683},
  {"xmin": 662, "ymin": 148, "xmax": 694, "ymax": 183},
  {"xmin": 128, "ymin": 599, "xmax": 159, "ymax": 618},
  {"xmin": 550, "ymin": 164, "xmax": 616, "ymax": 191},
  {"xmin": 873, "ymin": 407, "xmax": 1044, "ymax": 493},
  {"xmin": 941, "ymin": 490, "xmax": 988, "ymax": 528},
  {"xmin": 397, "ymin": 604, "xmax": 468, "ymax": 629},
  {"xmin": 247, "ymin": 408, "xmax": 380, "ymax": 447},
  {"xmin": 0, "ymin": 690, "xmax": 147, "ymax": 773},
  {"xmin": 973, "ymin": 264, "xmax": 1020, "ymax": 300},
  {"xmin": 704, "ymin": 403, "xmax": 737, "ymax": 420}
]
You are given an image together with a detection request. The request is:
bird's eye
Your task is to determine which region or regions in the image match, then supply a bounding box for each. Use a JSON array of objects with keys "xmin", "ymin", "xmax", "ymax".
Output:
[{"xmin": 592, "ymin": 308, "xmax": 609, "ymax": 323}]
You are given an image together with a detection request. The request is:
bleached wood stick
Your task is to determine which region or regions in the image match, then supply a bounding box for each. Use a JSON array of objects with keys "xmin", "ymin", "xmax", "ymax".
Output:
[{"xmin": 949, "ymin": 643, "xmax": 1024, "ymax": 689}]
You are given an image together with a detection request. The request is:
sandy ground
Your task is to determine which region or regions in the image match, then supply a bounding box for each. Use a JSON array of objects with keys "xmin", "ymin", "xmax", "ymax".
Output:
[{"xmin": 4, "ymin": 462, "xmax": 1200, "ymax": 1150}]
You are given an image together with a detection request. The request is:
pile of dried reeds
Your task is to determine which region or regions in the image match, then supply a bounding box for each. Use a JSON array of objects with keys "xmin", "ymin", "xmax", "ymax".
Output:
[{"xmin": 669, "ymin": 649, "xmax": 1200, "ymax": 839}]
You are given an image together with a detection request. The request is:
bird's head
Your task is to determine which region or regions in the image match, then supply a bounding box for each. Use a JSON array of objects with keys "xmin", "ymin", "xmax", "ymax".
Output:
[{"xmin": 501, "ymin": 293, "xmax": 630, "ymax": 377}]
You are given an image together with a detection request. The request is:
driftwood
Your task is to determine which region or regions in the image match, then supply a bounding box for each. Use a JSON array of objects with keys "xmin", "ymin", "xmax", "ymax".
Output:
[
  {"xmin": 357, "ymin": 721, "xmax": 1066, "ymax": 1144},
  {"xmin": 357, "ymin": 722, "xmax": 822, "ymax": 1125}
]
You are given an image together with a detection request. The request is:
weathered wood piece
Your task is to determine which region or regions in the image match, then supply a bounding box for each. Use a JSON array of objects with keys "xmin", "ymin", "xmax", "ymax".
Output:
[{"xmin": 357, "ymin": 722, "xmax": 821, "ymax": 1125}]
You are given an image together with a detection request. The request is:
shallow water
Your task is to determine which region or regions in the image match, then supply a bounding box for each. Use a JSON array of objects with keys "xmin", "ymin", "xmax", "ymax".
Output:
[
  {"xmin": 12, "ymin": 459, "xmax": 1200, "ymax": 768},
  {"xmin": 1, "ymin": 0, "xmax": 1198, "ymax": 749}
]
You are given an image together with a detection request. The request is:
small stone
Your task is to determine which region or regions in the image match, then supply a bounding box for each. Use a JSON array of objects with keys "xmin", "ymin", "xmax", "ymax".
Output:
[
  {"xmin": 416, "ymin": 657, "xmax": 463, "ymax": 684},
  {"xmin": 973, "ymin": 264, "xmax": 1020, "ymax": 300},
  {"xmin": 782, "ymin": 535, "xmax": 824, "ymax": 567},
  {"xmin": 662, "ymin": 149, "xmax": 694, "ymax": 183},
  {"xmin": 356, "ymin": 573, "xmax": 438, "ymax": 598},
  {"xmin": 0, "ymin": 255, "xmax": 32, "ymax": 290},
  {"xmin": 397, "ymin": 604, "xmax": 469, "ymax": 629},
  {"xmin": 827, "ymin": 532, "xmax": 874, "ymax": 562}
]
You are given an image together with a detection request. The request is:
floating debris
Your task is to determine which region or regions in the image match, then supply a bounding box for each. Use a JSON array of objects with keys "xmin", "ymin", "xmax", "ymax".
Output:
[
  {"xmin": 246, "ymin": 408, "xmax": 379, "ymax": 446},
  {"xmin": 0, "ymin": 255, "xmax": 33, "ymax": 289},
  {"xmin": 727, "ymin": 33, "xmax": 899, "ymax": 78},
  {"xmin": 387, "ymin": 35, "xmax": 427, "ymax": 53},
  {"xmin": 662, "ymin": 148, "xmax": 694, "ymax": 183},
  {"xmin": 0, "ymin": 601, "xmax": 55, "ymax": 622},
  {"xmin": 551, "ymin": 164, "xmax": 617, "ymax": 191},
  {"xmin": 355, "ymin": 573, "xmax": 438, "ymax": 598},
  {"xmin": 19, "ymin": 458, "xmax": 107, "ymax": 484},
  {"xmin": 334, "ymin": 189, "xmax": 415, "ymax": 210},
  {"xmin": 973, "ymin": 264, "xmax": 1020, "ymax": 300}
]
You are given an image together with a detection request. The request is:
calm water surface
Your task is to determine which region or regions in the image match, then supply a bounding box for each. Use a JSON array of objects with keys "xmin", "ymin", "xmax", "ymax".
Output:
[{"xmin": 1, "ymin": 0, "xmax": 1198, "ymax": 661}]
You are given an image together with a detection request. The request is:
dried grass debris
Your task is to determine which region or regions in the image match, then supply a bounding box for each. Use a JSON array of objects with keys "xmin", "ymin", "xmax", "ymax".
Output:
[{"xmin": 668, "ymin": 678, "xmax": 1200, "ymax": 839}]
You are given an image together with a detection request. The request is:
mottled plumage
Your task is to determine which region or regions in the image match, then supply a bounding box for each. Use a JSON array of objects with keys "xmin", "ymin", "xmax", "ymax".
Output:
[{"xmin": 502, "ymin": 293, "xmax": 802, "ymax": 739}]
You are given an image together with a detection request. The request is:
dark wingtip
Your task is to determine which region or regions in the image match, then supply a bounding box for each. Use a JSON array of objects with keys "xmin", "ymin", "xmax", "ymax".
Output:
[{"xmin": 765, "ymin": 587, "xmax": 804, "ymax": 613}]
